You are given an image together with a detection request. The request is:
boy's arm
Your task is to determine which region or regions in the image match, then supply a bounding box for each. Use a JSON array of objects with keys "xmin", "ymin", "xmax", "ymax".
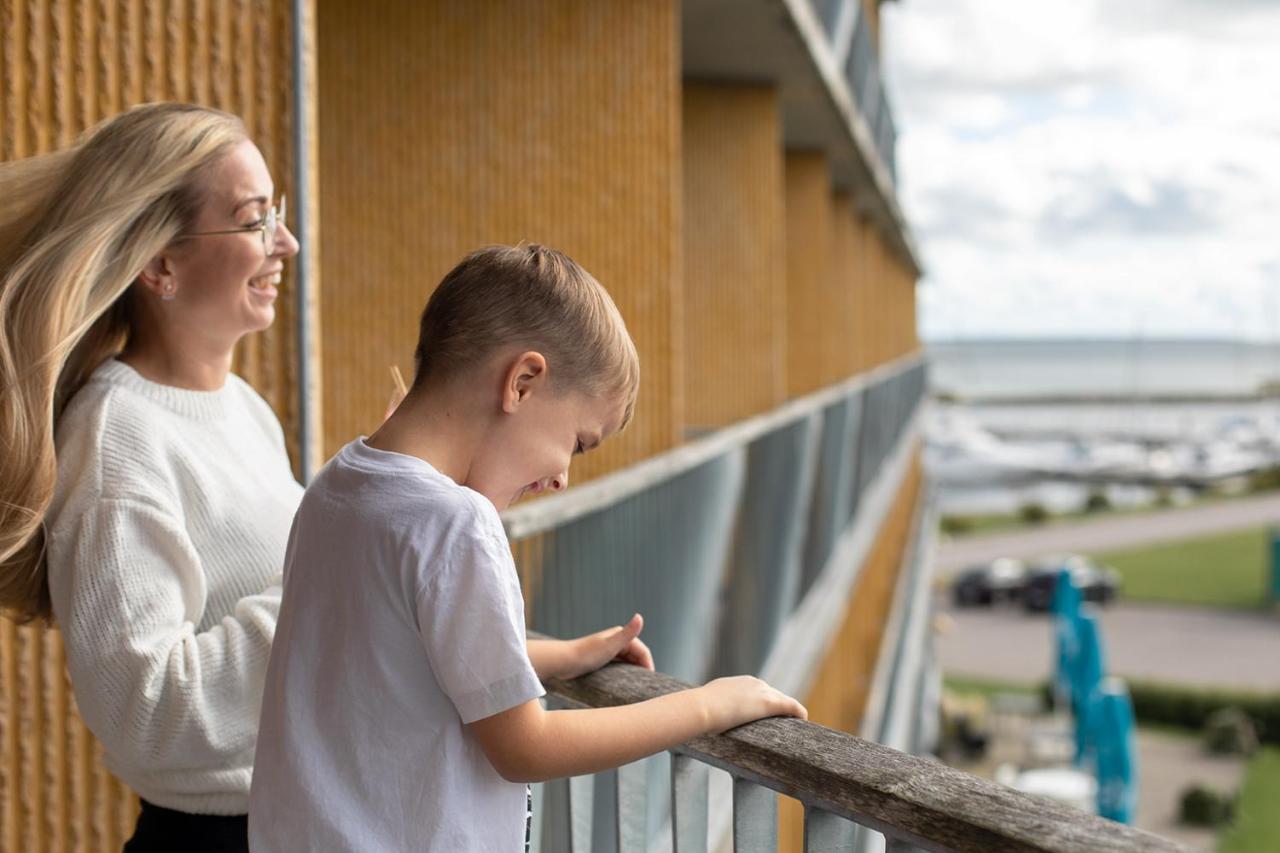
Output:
[
  {"xmin": 468, "ymin": 676, "xmax": 806, "ymax": 783},
  {"xmin": 527, "ymin": 614, "xmax": 654, "ymax": 681}
]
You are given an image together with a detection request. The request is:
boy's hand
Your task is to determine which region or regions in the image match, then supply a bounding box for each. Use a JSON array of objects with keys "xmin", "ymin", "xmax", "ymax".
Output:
[
  {"xmin": 527, "ymin": 615, "xmax": 653, "ymax": 681},
  {"xmin": 587, "ymin": 613, "xmax": 654, "ymax": 670},
  {"xmin": 695, "ymin": 676, "xmax": 808, "ymax": 734}
]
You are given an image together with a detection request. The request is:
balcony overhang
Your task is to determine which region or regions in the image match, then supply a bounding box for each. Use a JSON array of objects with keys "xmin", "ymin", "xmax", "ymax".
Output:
[{"xmin": 682, "ymin": 0, "xmax": 924, "ymax": 278}]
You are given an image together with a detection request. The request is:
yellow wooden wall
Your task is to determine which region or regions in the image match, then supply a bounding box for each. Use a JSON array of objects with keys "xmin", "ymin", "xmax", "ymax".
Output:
[
  {"xmin": 784, "ymin": 151, "xmax": 832, "ymax": 397},
  {"xmin": 828, "ymin": 191, "xmax": 862, "ymax": 380},
  {"xmin": 864, "ymin": 0, "xmax": 883, "ymax": 52},
  {"xmin": 0, "ymin": 1, "xmax": 300, "ymax": 848},
  {"xmin": 316, "ymin": 0, "xmax": 682, "ymax": 481},
  {"xmin": 780, "ymin": 449, "xmax": 923, "ymax": 852},
  {"xmin": 681, "ymin": 83, "xmax": 786, "ymax": 429}
]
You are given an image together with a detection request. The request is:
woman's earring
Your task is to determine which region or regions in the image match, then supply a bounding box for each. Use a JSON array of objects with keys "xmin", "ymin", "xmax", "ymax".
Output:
[{"xmin": 161, "ymin": 283, "xmax": 176, "ymax": 302}]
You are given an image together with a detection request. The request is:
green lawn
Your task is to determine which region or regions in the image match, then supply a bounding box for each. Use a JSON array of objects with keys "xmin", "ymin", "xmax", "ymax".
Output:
[
  {"xmin": 1091, "ymin": 527, "xmax": 1270, "ymax": 609},
  {"xmin": 1219, "ymin": 747, "xmax": 1280, "ymax": 853}
]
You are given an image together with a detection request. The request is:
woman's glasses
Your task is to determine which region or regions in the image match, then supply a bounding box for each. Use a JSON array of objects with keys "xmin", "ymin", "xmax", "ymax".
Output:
[{"xmin": 180, "ymin": 196, "xmax": 287, "ymax": 254}]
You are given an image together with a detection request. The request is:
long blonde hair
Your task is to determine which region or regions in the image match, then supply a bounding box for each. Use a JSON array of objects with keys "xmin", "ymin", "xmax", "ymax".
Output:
[{"xmin": 0, "ymin": 102, "xmax": 247, "ymax": 623}]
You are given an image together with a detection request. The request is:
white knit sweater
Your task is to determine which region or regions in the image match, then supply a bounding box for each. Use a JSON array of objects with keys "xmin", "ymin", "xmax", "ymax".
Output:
[{"xmin": 45, "ymin": 358, "xmax": 304, "ymax": 815}]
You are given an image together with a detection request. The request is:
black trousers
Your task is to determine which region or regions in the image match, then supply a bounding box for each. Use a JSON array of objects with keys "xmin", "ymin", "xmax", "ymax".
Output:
[{"xmin": 122, "ymin": 800, "xmax": 248, "ymax": 853}]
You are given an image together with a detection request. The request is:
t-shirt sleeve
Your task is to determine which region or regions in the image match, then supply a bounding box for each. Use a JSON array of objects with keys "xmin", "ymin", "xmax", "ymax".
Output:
[{"xmin": 415, "ymin": 527, "xmax": 545, "ymax": 724}]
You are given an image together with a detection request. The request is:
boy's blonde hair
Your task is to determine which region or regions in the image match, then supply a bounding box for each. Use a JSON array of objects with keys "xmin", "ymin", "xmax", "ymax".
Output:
[{"xmin": 413, "ymin": 244, "xmax": 639, "ymax": 429}]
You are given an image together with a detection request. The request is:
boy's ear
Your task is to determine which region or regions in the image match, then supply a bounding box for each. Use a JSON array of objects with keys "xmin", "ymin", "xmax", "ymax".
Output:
[{"xmin": 501, "ymin": 351, "xmax": 548, "ymax": 413}]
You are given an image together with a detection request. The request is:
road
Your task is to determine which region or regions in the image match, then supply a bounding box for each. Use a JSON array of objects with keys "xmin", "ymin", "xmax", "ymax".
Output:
[
  {"xmin": 939, "ymin": 598, "xmax": 1280, "ymax": 691},
  {"xmin": 938, "ymin": 491, "xmax": 1280, "ymax": 575}
]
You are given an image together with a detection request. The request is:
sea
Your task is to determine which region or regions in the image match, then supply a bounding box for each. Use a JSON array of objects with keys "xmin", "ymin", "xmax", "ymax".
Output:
[{"xmin": 926, "ymin": 339, "xmax": 1280, "ymax": 516}]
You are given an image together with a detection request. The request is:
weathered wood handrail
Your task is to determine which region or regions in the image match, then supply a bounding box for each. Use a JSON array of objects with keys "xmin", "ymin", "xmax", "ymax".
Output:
[{"xmin": 538, "ymin": 655, "xmax": 1190, "ymax": 853}]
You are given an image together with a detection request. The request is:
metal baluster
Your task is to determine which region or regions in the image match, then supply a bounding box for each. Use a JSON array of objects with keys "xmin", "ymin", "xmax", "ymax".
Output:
[
  {"xmin": 671, "ymin": 754, "xmax": 709, "ymax": 853},
  {"xmin": 616, "ymin": 760, "xmax": 648, "ymax": 853},
  {"xmin": 732, "ymin": 778, "xmax": 777, "ymax": 852},
  {"xmin": 804, "ymin": 806, "xmax": 856, "ymax": 852},
  {"xmin": 528, "ymin": 782, "xmax": 544, "ymax": 853},
  {"xmin": 569, "ymin": 774, "xmax": 595, "ymax": 853}
]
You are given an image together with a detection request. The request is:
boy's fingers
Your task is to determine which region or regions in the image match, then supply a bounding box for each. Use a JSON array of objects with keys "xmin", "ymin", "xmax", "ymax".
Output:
[
  {"xmin": 632, "ymin": 639, "xmax": 655, "ymax": 670},
  {"xmin": 613, "ymin": 613, "xmax": 643, "ymax": 647}
]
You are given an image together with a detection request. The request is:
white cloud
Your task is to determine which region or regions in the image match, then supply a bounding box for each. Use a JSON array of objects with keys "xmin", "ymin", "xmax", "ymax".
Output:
[{"xmin": 880, "ymin": 0, "xmax": 1280, "ymax": 340}]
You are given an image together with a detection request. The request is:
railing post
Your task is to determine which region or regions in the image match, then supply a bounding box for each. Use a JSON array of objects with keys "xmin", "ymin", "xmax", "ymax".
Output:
[
  {"xmin": 804, "ymin": 806, "xmax": 856, "ymax": 852},
  {"xmin": 570, "ymin": 774, "xmax": 595, "ymax": 853},
  {"xmin": 537, "ymin": 774, "xmax": 592, "ymax": 853},
  {"xmin": 671, "ymin": 753, "xmax": 709, "ymax": 853},
  {"xmin": 615, "ymin": 760, "xmax": 648, "ymax": 853},
  {"xmin": 732, "ymin": 778, "xmax": 777, "ymax": 852}
]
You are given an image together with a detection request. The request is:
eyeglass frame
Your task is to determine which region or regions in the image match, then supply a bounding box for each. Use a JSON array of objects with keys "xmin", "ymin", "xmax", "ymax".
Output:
[{"xmin": 178, "ymin": 195, "xmax": 287, "ymax": 254}]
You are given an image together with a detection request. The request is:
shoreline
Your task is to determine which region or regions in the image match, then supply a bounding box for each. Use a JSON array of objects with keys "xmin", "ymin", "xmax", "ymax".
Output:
[{"xmin": 933, "ymin": 392, "xmax": 1280, "ymax": 406}]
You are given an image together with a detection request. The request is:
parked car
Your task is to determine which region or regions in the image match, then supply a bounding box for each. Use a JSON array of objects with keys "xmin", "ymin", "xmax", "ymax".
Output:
[
  {"xmin": 1021, "ymin": 554, "xmax": 1121, "ymax": 612},
  {"xmin": 951, "ymin": 558, "xmax": 1027, "ymax": 607}
]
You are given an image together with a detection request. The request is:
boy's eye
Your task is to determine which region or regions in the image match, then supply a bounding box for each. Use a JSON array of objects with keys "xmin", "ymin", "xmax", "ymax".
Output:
[{"xmin": 573, "ymin": 439, "xmax": 585, "ymax": 456}]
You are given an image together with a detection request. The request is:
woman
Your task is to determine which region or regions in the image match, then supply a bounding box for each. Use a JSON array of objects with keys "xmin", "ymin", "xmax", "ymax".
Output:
[{"xmin": 0, "ymin": 103, "xmax": 302, "ymax": 851}]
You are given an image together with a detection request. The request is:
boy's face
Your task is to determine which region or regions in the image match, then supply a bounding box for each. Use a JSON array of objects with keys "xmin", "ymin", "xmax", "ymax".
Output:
[{"xmin": 468, "ymin": 373, "xmax": 627, "ymax": 511}]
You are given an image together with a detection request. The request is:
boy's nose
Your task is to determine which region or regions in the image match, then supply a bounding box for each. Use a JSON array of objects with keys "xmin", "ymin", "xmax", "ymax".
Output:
[{"xmin": 548, "ymin": 471, "xmax": 568, "ymax": 491}]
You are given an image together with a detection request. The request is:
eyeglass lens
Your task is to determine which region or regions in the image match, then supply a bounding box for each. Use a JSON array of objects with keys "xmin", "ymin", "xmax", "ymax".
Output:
[{"xmin": 264, "ymin": 196, "xmax": 287, "ymax": 253}]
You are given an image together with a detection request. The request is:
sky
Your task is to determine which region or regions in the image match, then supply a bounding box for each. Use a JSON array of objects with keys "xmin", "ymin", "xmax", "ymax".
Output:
[{"xmin": 879, "ymin": 0, "xmax": 1280, "ymax": 342}]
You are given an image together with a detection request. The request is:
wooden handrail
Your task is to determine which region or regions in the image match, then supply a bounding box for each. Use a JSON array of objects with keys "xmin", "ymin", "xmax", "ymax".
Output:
[{"xmin": 537, "ymin": 655, "xmax": 1190, "ymax": 853}]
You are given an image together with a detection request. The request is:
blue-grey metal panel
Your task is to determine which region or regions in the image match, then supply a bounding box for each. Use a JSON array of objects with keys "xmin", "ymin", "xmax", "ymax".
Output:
[{"xmin": 712, "ymin": 414, "xmax": 822, "ymax": 676}]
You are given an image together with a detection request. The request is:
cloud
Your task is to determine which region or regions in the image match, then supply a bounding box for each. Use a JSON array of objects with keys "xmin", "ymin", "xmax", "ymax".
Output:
[{"xmin": 880, "ymin": 0, "xmax": 1280, "ymax": 340}]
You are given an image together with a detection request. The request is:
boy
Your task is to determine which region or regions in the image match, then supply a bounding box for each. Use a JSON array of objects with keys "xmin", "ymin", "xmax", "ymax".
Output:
[{"xmin": 249, "ymin": 245, "xmax": 805, "ymax": 851}]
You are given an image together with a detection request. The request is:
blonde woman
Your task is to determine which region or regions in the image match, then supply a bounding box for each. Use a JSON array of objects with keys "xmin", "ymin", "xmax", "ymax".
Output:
[{"xmin": 0, "ymin": 103, "xmax": 301, "ymax": 851}]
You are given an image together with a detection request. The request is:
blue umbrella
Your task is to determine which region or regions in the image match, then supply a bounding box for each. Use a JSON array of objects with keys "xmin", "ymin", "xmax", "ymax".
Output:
[
  {"xmin": 1072, "ymin": 609, "xmax": 1106, "ymax": 766},
  {"xmin": 1053, "ymin": 567, "xmax": 1083, "ymax": 706},
  {"xmin": 1094, "ymin": 678, "xmax": 1138, "ymax": 824}
]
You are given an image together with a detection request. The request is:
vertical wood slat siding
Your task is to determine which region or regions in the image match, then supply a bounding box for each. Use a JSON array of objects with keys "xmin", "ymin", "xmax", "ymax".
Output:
[
  {"xmin": 0, "ymin": 2, "xmax": 300, "ymax": 849},
  {"xmin": 317, "ymin": 0, "xmax": 682, "ymax": 482},
  {"xmin": 784, "ymin": 151, "xmax": 833, "ymax": 398},
  {"xmin": 681, "ymin": 84, "xmax": 786, "ymax": 430},
  {"xmin": 779, "ymin": 450, "xmax": 924, "ymax": 853},
  {"xmin": 828, "ymin": 191, "xmax": 860, "ymax": 381}
]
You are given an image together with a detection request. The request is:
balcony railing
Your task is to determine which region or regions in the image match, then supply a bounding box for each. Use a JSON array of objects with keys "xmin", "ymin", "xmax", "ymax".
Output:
[
  {"xmin": 504, "ymin": 354, "xmax": 927, "ymax": 848},
  {"xmin": 843, "ymin": 7, "xmax": 897, "ymax": 185},
  {"xmin": 534, "ymin": 658, "xmax": 1191, "ymax": 853}
]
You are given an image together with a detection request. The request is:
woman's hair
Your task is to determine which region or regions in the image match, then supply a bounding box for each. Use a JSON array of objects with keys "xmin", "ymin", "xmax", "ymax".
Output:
[
  {"xmin": 0, "ymin": 102, "xmax": 247, "ymax": 622},
  {"xmin": 413, "ymin": 244, "xmax": 640, "ymax": 427}
]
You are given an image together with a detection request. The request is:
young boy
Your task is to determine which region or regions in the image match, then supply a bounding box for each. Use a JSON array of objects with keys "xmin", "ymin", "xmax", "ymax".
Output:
[{"xmin": 248, "ymin": 245, "xmax": 805, "ymax": 851}]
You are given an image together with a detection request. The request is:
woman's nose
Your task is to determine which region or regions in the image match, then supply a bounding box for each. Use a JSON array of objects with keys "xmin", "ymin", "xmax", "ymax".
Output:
[{"xmin": 273, "ymin": 222, "xmax": 301, "ymax": 259}]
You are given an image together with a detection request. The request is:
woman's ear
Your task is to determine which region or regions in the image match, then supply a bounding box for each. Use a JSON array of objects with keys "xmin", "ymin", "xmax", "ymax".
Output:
[
  {"xmin": 501, "ymin": 351, "xmax": 548, "ymax": 413},
  {"xmin": 137, "ymin": 253, "xmax": 179, "ymax": 301}
]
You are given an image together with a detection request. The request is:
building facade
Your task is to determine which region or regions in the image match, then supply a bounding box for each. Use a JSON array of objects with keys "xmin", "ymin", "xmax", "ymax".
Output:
[{"xmin": 0, "ymin": 1, "xmax": 926, "ymax": 850}]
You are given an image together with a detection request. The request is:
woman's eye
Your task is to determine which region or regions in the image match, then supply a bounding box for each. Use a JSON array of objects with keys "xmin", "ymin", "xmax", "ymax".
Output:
[{"xmin": 242, "ymin": 218, "xmax": 265, "ymax": 229}]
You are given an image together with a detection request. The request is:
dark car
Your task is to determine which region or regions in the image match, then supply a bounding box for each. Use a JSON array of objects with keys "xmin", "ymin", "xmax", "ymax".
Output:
[
  {"xmin": 951, "ymin": 558, "xmax": 1027, "ymax": 607},
  {"xmin": 1021, "ymin": 554, "xmax": 1121, "ymax": 612}
]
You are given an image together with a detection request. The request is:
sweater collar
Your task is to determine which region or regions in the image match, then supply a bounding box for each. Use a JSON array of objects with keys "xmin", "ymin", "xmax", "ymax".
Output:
[{"xmin": 93, "ymin": 358, "xmax": 236, "ymax": 421}]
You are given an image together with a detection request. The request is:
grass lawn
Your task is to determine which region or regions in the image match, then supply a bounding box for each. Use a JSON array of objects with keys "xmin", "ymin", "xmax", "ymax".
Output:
[
  {"xmin": 1091, "ymin": 526, "xmax": 1270, "ymax": 609},
  {"xmin": 1219, "ymin": 747, "xmax": 1280, "ymax": 853},
  {"xmin": 943, "ymin": 674, "xmax": 1045, "ymax": 699}
]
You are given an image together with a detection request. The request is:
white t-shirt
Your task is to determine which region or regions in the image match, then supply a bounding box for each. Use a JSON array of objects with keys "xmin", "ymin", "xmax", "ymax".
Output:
[{"xmin": 249, "ymin": 438, "xmax": 545, "ymax": 852}]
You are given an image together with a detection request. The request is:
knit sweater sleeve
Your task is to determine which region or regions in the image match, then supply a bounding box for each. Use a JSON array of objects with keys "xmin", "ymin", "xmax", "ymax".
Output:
[{"xmin": 49, "ymin": 493, "xmax": 280, "ymax": 770}]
